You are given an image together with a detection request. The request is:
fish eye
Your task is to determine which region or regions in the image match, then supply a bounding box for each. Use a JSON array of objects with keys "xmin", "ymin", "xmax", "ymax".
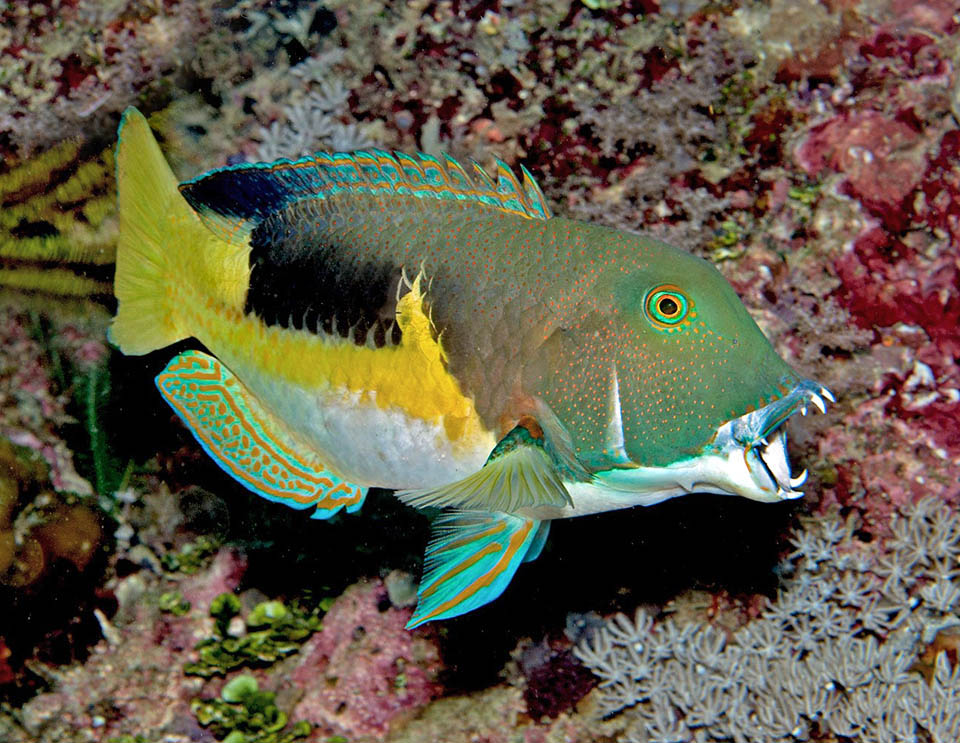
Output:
[
  {"xmin": 644, "ymin": 285, "xmax": 692, "ymax": 329},
  {"xmin": 657, "ymin": 296, "xmax": 679, "ymax": 316}
]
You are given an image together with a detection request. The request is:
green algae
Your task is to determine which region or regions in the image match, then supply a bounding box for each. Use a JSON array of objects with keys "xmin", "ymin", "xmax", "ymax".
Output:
[
  {"xmin": 580, "ymin": 0, "xmax": 621, "ymax": 9},
  {"xmin": 788, "ymin": 183, "xmax": 821, "ymax": 206},
  {"xmin": 184, "ymin": 594, "xmax": 324, "ymax": 678},
  {"xmin": 707, "ymin": 219, "xmax": 747, "ymax": 261},
  {"xmin": 161, "ymin": 534, "xmax": 220, "ymax": 574},
  {"xmin": 192, "ymin": 674, "xmax": 311, "ymax": 743},
  {"xmin": 158, "ymin": 590, "xmax": 191, "ymax": 616},
  {"xmin": 28, "ymin": 312, "xmax": 128, "ymax": 500}
]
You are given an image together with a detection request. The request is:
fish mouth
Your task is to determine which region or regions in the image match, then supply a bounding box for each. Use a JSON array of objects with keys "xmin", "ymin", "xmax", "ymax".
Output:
[
  {"xmin": 703, "ymin": 378, "xmax": 835, "ymax": 502},
  {"xmin": 590, "ymin": 378, "xmax": 834, "ymax": 508}
]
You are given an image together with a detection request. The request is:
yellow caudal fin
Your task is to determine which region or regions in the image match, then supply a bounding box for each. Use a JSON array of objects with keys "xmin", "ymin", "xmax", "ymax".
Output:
[{"xmin": 110, "ymin": 107, "xmax": 248, "ymax": 355}]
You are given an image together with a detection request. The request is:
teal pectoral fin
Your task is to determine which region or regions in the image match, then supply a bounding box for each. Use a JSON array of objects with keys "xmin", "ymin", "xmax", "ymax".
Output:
[
  {"xmin": 156, "ymin": 349, "xmax": 366, "ymax": 519},
  {"xmin": 397, "ymin": 417, "xmax": 573, "ymax": 512},
  {"xmin": 407, "ymin": 510, "xmax": 544, "ymax": 629}
]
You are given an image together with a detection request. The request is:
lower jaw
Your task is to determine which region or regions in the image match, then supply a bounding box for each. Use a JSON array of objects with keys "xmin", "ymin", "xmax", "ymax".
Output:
[
  {"xmin": 519, "ymin": 448, "xmax": 798, "ymax": 522},
  {"xmin": 595, "ymin": 445, "xmax": 800, "ymax": 504}
]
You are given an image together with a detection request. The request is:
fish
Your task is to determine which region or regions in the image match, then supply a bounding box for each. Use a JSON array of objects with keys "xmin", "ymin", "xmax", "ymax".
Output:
[{"xmin": 110, "ymin": 107, "xmax": 833, "ymax": 629}]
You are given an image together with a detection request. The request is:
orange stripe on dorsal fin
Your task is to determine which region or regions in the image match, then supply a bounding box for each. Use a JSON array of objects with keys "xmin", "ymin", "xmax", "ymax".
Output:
[
  {"xmin": 180, "ymin": 148, "xmax": 552, "ymax": 243},
  {"xmin": 494, "ymin": 159, "xmax": 529, "ymax": 216},
  {"xmin": 470, "ymin": 160, "xmax": 497, "ymax": 191},
  {"xmin": 393, "ymin": 152, "xmax": 426, "ymax": 186},
  {"xmin": 443, "ymin": 154, "xmax": 473, "ymax": 191},
  {"xmin": 415, "ymin": 152, "xmax": 450, "ymax": 188},
  {"xmin": 520, "ymin": 164, "xmax": 552, "ymax": 219}
]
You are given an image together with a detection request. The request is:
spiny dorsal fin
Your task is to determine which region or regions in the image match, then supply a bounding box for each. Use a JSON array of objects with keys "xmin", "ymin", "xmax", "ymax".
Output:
[{"xmin": 179, "ymin": 149, "xmax": 553, "ymax": 244}]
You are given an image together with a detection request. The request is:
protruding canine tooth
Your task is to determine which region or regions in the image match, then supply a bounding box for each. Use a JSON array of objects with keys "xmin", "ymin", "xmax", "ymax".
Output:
[
  {"xmin": 810, "ymin": 393, "xmax": 827, "ymax": 415},
  {"xmin": 789, "ymin": 469, "xmax": 808, "ymax": 488},
  {"xmin": 801, "ymin": 404, "xmax": 808, "ymax": 416},
  {"xmin": 820, "ymin": 386, "xmax": 836, "ymax": 403},
  {"xmin": 777, "ymin": 486, "xmax": 804, "ymax": 500}
]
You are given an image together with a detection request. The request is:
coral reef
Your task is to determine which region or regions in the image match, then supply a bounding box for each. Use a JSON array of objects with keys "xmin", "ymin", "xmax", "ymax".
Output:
[
  {"xmin": 252, "ymin": 49, "xmax": 376, "ymax": 160},
  {"xmin": 0, "ymin": 1, "xmax": 214, "ymax": 159},
  {"xmin": 2, "ymin": 550, "xmax": 443, "ymax": 743},
  {"xmin": 575, "ymin": 498, "xmax": 960, "ymax": 742},
  {"xmin": 8, "ymin": 548, "xmax": 251, "ymax": 741}
]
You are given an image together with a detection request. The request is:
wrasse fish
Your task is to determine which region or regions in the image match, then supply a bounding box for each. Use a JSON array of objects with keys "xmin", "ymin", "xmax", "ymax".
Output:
[{"xmin": 111, "ymin": 108, "xmax": 832, "ymax": 628}]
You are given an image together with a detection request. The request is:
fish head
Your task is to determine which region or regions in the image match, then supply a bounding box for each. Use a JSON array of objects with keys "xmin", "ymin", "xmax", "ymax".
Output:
[{"xmin": 534, "ymin": 234, "xmax": 832, "ymax": 507}]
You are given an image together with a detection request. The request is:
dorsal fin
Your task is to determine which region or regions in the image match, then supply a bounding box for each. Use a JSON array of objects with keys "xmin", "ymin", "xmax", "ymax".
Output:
[{"xmin": 179, "ymin": 149, "xmax": 553, "ymax": 244}]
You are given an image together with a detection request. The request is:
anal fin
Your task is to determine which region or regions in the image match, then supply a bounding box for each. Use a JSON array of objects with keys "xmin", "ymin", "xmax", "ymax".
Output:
[
  {"xmin": 156, "ymin": 350, "xmax": 366, "ymax": 519},
  {"xmin": 407, "ymin": 510, "xmax": 543, "ymax": 629}
]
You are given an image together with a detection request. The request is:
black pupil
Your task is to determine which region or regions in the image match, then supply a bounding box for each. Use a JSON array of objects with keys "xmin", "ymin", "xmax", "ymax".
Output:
[{"xmin": 658, "ymin": 296, "xmax": 679, "ymax": 316}]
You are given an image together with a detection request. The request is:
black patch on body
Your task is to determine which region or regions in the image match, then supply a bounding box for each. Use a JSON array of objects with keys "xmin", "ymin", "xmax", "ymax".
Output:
[{"xmin": 245, "ymin": 212, "xmax": 402, "ymax": 346}]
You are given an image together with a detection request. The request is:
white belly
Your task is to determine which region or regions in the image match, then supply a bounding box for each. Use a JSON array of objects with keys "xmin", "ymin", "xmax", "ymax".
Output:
[{"xmin": 230, "ymin": 364, "xmax": 493, "ymax": 490}]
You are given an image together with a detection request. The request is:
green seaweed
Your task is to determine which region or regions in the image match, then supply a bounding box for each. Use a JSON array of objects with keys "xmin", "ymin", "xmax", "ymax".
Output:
[
  {"xmin": 31, "ymin": 314, "xmax": 129, "ymax": 499},
  {"xmin": 211, "ymin": 592, "xmax": 242, "ymax": 637},
  {"xmin": 26, "ymin": 313, "xmax": 143, "ymax": 503},
  {"xmin": 192, "ymin": 674, "xmax": 312, "ymax": 743},
  {"xmin": 716, "ymin": 69, "xmax": 757, "ymax": 118},
  {"xmin": 707, "ymin": 219, "xmax": 747, "ymax": 261},
  {"xmin": 580, "ymin": 0, "xmax": 621, "ymax": 9},
  {"xmin": 788, "ymin": 183, "xmax": 821, "ymax": 205},
  {"xmin": 184, "ymin": 594, "xmax": 324, "ymax": 677},
  {"xmin": 158, "ymin": 590, "xmax": 191, "ymax": 616},
  {"xmin": 78, "ymin": 362, "xmax": 112, "ymax": 496},
  {"xmin": 161, "ymin": 534, "xmax": 221, "ymax": 574}
]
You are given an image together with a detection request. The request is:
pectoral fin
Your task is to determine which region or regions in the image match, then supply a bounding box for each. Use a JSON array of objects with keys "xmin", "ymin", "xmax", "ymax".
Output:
[
  {"xmin": 406, "ymin": 510, "xmax": 544, "ymax": 628},
  {"xmin": 397, "ymin": 416, "xmax": 572, "ymax": 512},
  {"xmin": 156, "ymin": 350, "xmax": 366, "ymax": 519}
]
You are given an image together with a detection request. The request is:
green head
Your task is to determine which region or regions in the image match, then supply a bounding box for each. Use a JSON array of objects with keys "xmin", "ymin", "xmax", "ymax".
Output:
[
  {"xmin": 608, "ymin": 246, "xmax": 801, "ymax": 462},
  {"xmin": 528, "ymin": 227, "xmax": 831, "ymax": 504}
]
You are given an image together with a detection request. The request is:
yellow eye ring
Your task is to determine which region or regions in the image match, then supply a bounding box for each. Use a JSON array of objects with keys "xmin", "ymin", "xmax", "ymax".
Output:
[{"xmin": 644, "ymin": 285, "xmax": 692, "ymax": 329}]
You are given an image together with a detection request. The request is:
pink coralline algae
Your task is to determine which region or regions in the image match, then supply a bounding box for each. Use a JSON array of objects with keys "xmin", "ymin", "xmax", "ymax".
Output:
[
  {"xmin": 179, "ymin": 547, "xmax": 249, "ymax": 613},
  {"xmin": 785, "ymin": 23, "xmax": 960, "ymax": 531},
  {"xmin": 282, "ymin": 579, "xmax": 442, "ymax": 739},
  {"xmin": 795, "ymin": 111, "xmax": 927, "ymax": 218}
]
